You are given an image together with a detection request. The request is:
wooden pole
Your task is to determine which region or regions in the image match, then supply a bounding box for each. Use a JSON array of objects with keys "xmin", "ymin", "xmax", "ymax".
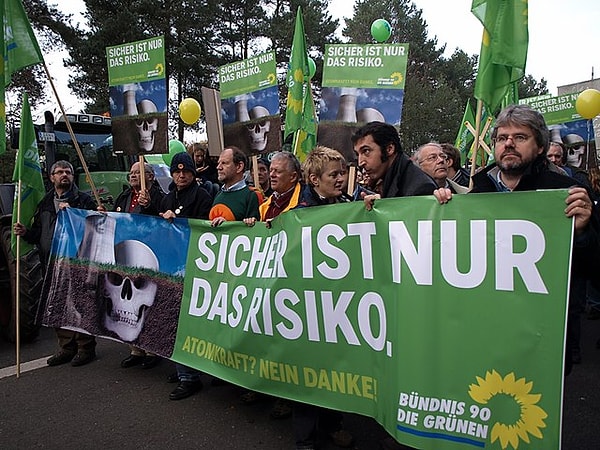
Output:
[
  {"xmin": 139, "ymin": 155, "xmax": 146, "ymax": 192},
  {"xmin": 15, "ymin": 180, "xmax": 22, "ymax": 378},
  {"xmin": 42, "ymin": 62, "xmax": 102, "ymax": 206},
  {"xmin": 347, "ymin": 166, "xmax": 356, "ymax": 197},
  {"xmin": 251, "ymin": 155, "xmax": 259, "ymax": 192},
  {"xmin": 469, "ymin": 100, "xmax": 484, "ymax": 189}
]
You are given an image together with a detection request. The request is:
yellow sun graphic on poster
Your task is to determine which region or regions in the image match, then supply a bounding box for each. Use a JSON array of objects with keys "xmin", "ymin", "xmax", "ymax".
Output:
[
  {"xmin": 469, "ymin": 370, "xmax": 548, "ymax": 449},
  {"xmin": 267, "ymin": 73, "xmax": 276, "ymax": 84},
  {"xmin": 390, "ymin": 72, "xmax": 403, "ymax": 85}
]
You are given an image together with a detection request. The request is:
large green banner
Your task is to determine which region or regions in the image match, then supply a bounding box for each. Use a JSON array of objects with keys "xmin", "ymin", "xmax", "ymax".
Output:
[{"xmin": 43, "ymin": 191, "xmax": 571, "ymax": 449}]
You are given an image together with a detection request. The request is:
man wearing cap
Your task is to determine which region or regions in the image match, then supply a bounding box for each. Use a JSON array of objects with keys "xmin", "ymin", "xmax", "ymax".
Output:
[
  {"xmin": 160, "ymin": 152, "xmax": 212, "ymax": 221},
  {"xmin": 158, "ymin": 152, "xmax": 212, "ymax": 400}
]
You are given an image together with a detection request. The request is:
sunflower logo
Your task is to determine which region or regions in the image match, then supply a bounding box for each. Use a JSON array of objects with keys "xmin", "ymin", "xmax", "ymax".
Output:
[
  {"xmin": 267, "ymin": 73, "xmax": 276, "ymax": 84},
  {"xmin": 390, "ymin": 72, "xmax": 403, "ymax": 85},
  {"xmin": 469, "ymin": 370, "xmax": 548, "ymax": 449}
]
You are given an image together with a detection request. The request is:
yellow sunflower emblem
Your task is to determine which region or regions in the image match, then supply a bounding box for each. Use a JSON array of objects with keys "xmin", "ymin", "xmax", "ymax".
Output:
[
  {"xmin": 469, "ymin": 370, "xmax": 548, "ymax": 449},
  {"xmin": 391, "ymin": 72, "xmax": 403, "ymax": 85},
  {"xmin": 267, "ymin": 73, "xmax": 276, "ymax": 84}
]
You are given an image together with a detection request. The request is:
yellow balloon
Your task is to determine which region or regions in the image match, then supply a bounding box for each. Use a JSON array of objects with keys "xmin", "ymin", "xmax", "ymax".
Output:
[
  {"xmin": 575, "ymin": 89, "xmax": 600, "ymax": 120},
  {"xmin": 179, "ymin": 98, "xmax": 201, "ymax": 124}
]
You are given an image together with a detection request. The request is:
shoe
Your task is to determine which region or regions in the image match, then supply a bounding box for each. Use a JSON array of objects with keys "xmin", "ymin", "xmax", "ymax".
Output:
[
  {"xmin": 47, "ymin": 351, "xmax": 76, "ymax": 366},
  {"xmin": 121, "ymin": 354, "xmax": 144, "ymax": 368},
  {"xmin": 167, "ymin": 372, "xmax": 179, "ymax": 383},
  {"xmin": 71, "ymin": 352, "xmax": 96, "ymax": 367},
  {"xmin": 141, "ymin": 355, "xmax": 160, "ymax": 369},
  {"xmin": 270, "ymin": 398, "xmax": 292, "ymax": 419},
  {"xmin": 169, "ymin": 380, "xmax": 203, "ymax": 400},
  {"xmin": 240, "ymin": 390, "xmax": 266, "ymax": 404},
  {"xmin": 329, "ymin": 430, "xmax": 353, "ymax": 448}
]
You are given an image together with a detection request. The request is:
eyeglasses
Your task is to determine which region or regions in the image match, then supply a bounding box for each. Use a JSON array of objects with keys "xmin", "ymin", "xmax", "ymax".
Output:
[
  {"xmin": 418, "ymin": 153, "xmax": 448, "ymax": 164},
  {"xmin": 52, "ymin": 169, "xmax": 73, "ymax": 175},
  {"xmin": 492, "ymin": 134, "xmax": 532, "ymax": 146}
]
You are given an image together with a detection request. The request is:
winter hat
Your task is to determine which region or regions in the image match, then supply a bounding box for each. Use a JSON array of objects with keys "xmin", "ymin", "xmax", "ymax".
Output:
[{"xmin": 170, "ymin": 152, "xmax": 196, "ymax": 175}]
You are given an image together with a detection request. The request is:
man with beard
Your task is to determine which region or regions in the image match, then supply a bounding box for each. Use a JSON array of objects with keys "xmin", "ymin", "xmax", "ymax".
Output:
[
  {"xmin": 13, "ymin": 160, "xmax": 98, "ymax": 367},
  {"xmin": 434, "ymin": 104, "xmax": 600, "ymax": 375}
]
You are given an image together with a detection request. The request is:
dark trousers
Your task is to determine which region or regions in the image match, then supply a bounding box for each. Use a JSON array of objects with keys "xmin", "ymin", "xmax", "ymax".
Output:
[{"xmin": 56, "ymin": 327, "xmax": 96, "ymax": 354}]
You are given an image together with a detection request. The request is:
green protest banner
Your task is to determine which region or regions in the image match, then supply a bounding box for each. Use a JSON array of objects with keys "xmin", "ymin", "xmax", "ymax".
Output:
[
  {"xmin": 322, "ymin": 44, "xmax": 409, "ymax": 89},
  {"xmin": 520, "ymin": 92, "xmax": 582, "ymax": 125},
  {"xmin": 42, "ymin": 191, "xmax": 572, "ymax": 449},
  {"xmin": 219, "ymin": 51, "xmax": 277, "ymax": 99},
  {"xmin": 174, "ymin": 191, "xmax": 570, "ymax": 449},
  {"xmin": 106, "ymin": 36, "xmax": 166, "ymax": 86}
]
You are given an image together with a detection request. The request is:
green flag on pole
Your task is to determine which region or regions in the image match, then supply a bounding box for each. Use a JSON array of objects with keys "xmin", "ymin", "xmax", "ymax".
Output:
[
  {"xmin": 284, "ymin": 6, "xmax": 316, "ymax": 162},
  {"xmin": 454, "ymin": 99, "xmax": 476, "ymax": 164},
  {"xmin": 11, "ymin": 93, "xmax": 45, "ymax": 256},
  {"xmin": 1, "ymin": 0, "xmax": 44, "ymax": 155},
  {"xmin": 471, "ymin": 0, "xmax": 529, "ymax": 113}
]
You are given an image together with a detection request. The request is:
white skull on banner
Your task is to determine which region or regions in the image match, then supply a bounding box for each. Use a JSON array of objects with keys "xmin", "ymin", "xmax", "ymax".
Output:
[{"xmin": 103, "ymin": 240, "xmax": 159, "ymax": 342}]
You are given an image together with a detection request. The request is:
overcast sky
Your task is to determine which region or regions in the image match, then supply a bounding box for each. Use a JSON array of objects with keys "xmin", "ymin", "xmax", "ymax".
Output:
[{"xmin": 37, "ymin": 0, "xmax": 600, "ymax": 120}]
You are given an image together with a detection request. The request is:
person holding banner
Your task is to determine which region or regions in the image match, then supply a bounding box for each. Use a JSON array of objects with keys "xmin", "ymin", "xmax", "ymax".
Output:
[
  {"xmin": 157, "ymin": 152, "xmax": 213, "ymax": 400},
  {"xmin": 113, "ymin": 161, "xmax": 165, "ymax": 369},
  {"xmin": 13, "ymin": 160, "xmax": 99, "ymax": 367},
  {"xmin": 209, "ymin": 146, "xmax": 261, "ymax": 227},
  {"xmin": 434, "ymin": 104, "xmax": 600, "ymax": 375},
  {"xmin": 293, "ymin": 146, "xmax": 355, "ymax": 449},
  {"xmin": 351, "ymin": 122, "xmax": 437, "ymax": 210}
]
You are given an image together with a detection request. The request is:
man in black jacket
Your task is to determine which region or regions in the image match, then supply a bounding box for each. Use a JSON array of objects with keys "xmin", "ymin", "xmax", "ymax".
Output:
[
  {"xmin": 14, "ymin": 160, "xmax": 98, "ymax": 367},
  {"xmin": 434, "ymin": 104, "xmax": 600, "ymax": 375},
  {"xmin": 351, "ymin": 121, "xmax": 437, "ymax": 210}
]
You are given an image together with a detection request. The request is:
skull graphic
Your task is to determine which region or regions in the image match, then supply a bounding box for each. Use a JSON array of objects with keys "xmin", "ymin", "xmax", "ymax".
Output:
[
  {"xmin": 246, "ymin": 106, "xmax": 271, "ymax": 153},
  {"xmin": 563, "ymin": 133, "xmax": 586, "ymax": 168},
  {"xmin": 136, "ymin": 99, "xmax": 159, "ymax": 152},
  {"xmin": 102, "ymin": 240, "xmax": 159, "ymax": 342}
]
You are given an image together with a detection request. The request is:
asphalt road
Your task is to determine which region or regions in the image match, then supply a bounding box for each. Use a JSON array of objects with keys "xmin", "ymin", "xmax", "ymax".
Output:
[{"xmin": 1, "ymin": 318, "xmax": 599, "ymax": 450}]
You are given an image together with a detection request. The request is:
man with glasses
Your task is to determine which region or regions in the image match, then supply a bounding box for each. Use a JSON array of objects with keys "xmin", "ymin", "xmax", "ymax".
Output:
[
  {"xmin": 434, "ymin": 104, "xmax": 600, "ymax": 374},
  {"xmin": 13, "ymin": 160, "xmax": 99, "ymax": 367},
  {"xmin": 414, "ymin": 143, "xmax": 467, "ymax": 193}
]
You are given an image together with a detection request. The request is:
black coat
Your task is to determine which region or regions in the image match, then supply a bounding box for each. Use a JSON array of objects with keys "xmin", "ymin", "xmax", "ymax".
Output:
[
  {"xmin": 23, "ymin": 186, "xmax": 96, "ymax": 266},
  {"xmin": 114, "ymin": 181, "xmax": 165, "ymax": 216},
  {"xmin": 381, "ymin": 152, "xmax": 438, "ymax": 198},
  {"xmin": 159, "ymin": 182, "xmax": 212, "ymax": 219}
]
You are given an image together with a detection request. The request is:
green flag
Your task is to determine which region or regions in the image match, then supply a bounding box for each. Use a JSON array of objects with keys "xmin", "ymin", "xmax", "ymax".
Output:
[
  {"xmin": 285, "ymin": 6, "xmax": 317, "ymax": 161},
  {"xmin": 11, "ymin": 93, "xmax": 45, "ymax": 256},
  {"xmin": 471, "ymin": 0, "xmax": 528, "ymax": 113},
  {"xmin": 1, "ymin": 0, "xmax": 44, "ymax": 155},
  {"xmin": 454, "ymin": 99, "xmax": 476, "ymax": 164}
]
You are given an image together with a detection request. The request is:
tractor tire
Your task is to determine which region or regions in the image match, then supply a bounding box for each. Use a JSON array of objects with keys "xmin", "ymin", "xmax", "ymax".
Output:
[{"xmin": 0, "ymin": 225, "xmax": 43, "ymax": 343}]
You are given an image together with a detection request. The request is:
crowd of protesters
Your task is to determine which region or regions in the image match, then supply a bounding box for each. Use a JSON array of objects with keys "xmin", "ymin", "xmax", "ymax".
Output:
[{"xmin": 13, "ymin": 104, "xmax": 600, "ymax": 450}]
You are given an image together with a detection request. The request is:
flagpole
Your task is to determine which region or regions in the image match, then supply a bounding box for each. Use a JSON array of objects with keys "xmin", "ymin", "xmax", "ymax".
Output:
[
  {"xmin": 469, "ymin": 100, "xmax": 484, "ymax": 189},
  {"xmin": 15, "ymin": 179, "xmax": 22, "ymax": 378},
  {"xmin": 41, "ymin": 62, "xmax": 102, "ymax": 207}
]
